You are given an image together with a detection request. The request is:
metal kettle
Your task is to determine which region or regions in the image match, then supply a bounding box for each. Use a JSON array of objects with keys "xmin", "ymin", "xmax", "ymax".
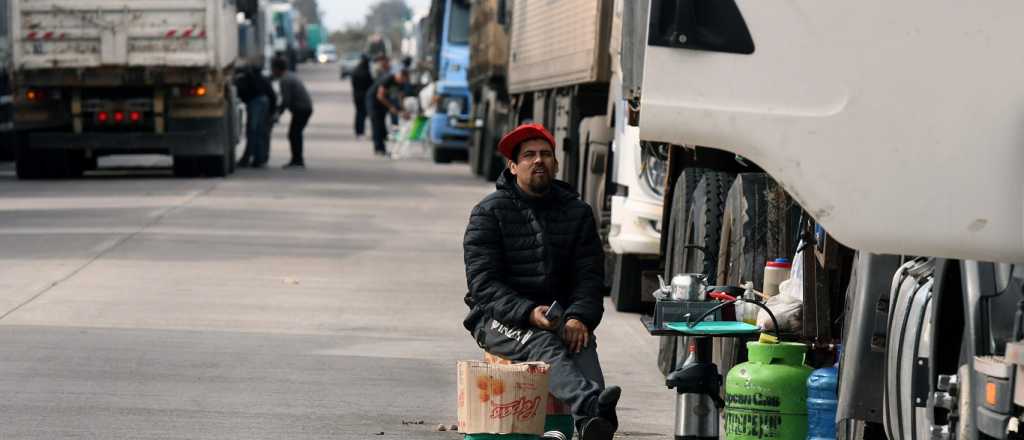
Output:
[{"xmin": 670, "ymin": 273, "xmax": 707, "ymax": 301}]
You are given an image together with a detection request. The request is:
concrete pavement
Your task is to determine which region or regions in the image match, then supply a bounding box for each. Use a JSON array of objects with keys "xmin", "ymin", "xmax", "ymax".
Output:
[{"xmin": 0, "ymin": 63, "xmax": 675, "ymax": 439}]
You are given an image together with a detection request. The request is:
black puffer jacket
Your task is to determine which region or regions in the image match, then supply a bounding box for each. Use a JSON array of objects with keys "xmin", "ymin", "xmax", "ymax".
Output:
[{"xmin": 463, "ymin": 169, "xmax": 605, "ymax": 332}]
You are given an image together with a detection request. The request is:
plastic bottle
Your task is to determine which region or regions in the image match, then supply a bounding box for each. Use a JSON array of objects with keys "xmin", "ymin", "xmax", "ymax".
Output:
[
  {"xmin": 806, "ymin": 348, "xmax": 840, "ymax": 440},
  {"xmin": 764, "ymin": 258, "xmax": 792, "ymax": 296},
  {"xmin": 740, "ymin": 282, "xmax": 758, "ymax": 325}
]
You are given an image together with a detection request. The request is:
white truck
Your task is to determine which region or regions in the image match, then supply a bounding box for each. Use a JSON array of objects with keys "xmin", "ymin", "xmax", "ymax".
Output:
[
  {"xmin": 633, "ymin": 1, "xmax": 1024, "ymax": 439},
  {"xmin": 9, "ymin": 0, "xmax": 242, "ymax": 178}
]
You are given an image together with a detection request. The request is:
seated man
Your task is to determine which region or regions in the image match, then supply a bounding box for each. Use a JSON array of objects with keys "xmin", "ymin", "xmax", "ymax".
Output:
[{"xmin": 462, "ymin": 123, "xmax": 620, "ymax": 440}]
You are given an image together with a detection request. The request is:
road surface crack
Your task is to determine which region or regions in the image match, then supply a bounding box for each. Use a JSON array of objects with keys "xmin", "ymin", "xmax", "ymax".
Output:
[{"xmin": 0, "ymin": 183, "xmax": 219, "ymax": 321}]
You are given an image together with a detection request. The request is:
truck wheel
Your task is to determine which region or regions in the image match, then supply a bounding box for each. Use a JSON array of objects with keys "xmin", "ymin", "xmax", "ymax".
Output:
[
  {"xmin": 483, "ymin": 97, "xmax": 506, "ymax": 181},
  {"xmin": 15, "ymin": 140, "xmax": 45, "ymax": 180},
  {"xmin": 712, "ymin": 173, "xmax": 800, "ymax": 385},
  {"xmin": 469, "ymin": 100, "xmax": 488, "ymax": 177},
  {"xmin": 610, "ymin": 254, "xmax": 657, "ymax": 313},
  {"xmin": 432, "ymin": 146, "xmax": 452, "ymax": 164},
  {"xmin": 200, "ymin": 155, "xmax": 229, "ymax": 177},
  {"xmin": 658, "ymin": 167, "xmax": 708, "ymax": 375},
  {"xmin": 716, "ymin": 173, "xmax": 800, "ymax": 289},
  {"xmin": 657, "ymin": 169, "xmax": 735, "ymax": 375},
  {"xmin": 172, "ymin": 156, "xmax": 200, "ymax": 177}
]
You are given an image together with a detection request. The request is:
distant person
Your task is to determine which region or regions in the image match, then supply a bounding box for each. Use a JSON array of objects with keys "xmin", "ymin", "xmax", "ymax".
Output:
[
  {"xmin": 350, "ymin": 54, "xmax": 373, "ymax": 139},
  {"xmin": 370, "ymin": 54, "xmax": 391, "ymax": 81},
  {"xmin": 271, "ymin": 57, "xmax": 313, "ymax": 169},
  {"xmin": 366, "ymin": 68, "xmax": 410, "ymax": 156},
  {"xmin": 235, "ymin": 66, "xmax": 277, "ymax": 168}
]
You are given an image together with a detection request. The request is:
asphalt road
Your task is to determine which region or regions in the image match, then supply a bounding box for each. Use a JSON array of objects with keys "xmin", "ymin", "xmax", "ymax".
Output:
[{"xmin": 0, "ymin": 63, "xmax": 675, "ymax": 439}]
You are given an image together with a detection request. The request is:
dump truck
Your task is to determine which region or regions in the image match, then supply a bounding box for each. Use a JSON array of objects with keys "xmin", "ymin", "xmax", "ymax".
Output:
[
  {"xmin": 9, "ymin": 0, "xmax": 245, "ymax": 178},
  {"xmin": 628, "ymin": 1, "xmax": 1024, "ymax": 439}
]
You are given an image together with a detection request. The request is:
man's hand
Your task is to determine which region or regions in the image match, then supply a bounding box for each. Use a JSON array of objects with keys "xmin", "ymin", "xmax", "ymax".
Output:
[
  {"xmin": 562, "ymin": 319, "xmax": 589, "ymax": 353},
  {"xmin": 529, "ymin": 306, "xmax": 555, "ymax": 331}
]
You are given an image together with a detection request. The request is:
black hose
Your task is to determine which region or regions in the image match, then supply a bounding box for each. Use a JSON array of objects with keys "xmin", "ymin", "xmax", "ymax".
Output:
[{"xmin": 686, "ymin": 298, "xmax": 782, "ymax": 340}]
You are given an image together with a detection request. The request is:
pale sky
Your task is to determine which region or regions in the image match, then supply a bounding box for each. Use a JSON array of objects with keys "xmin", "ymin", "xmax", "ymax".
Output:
[{"xmin": 318, "ymin": 0, "xmax": 432, "ymax": 33}]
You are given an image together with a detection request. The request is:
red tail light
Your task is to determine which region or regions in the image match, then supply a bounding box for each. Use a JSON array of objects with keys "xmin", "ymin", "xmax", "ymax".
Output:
[
  {"xmin": 114, "ymin": 111, "xmax": 125, "ymax": 123},
  {"xmin": 26, "ymin": 89, "xmax": 43, "ymax": 102},
  {"xmin": 129, "ymin": 111, "xmax": 141, "ymax": 122},
  {"xmin": 97, "ymin": 112, "xmax": 109, "ymax": 123}
]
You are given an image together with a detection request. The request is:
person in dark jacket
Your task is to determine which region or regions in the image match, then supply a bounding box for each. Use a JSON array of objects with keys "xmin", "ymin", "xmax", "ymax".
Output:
[
  {"xmin": 350, "ymin": 54, "xmax": 373, "ymax": 138},
  {"xmin": 271, "ymin": 57, "xmax": 313, "ymax": 169},
  {"xmin": 234, "ymin": 66, "xmax": 277, "ymax": 168},
  {"xmin": 366, "ymin": 68, "xmax": 410, "ymax": 156},
  {"xmin": 462, "ymin": 123, "xmax": 620, "ymax": 440}
]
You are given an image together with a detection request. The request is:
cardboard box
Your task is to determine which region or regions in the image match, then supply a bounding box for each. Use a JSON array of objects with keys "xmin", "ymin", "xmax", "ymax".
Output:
[{"xmin": 457, "ymin": 360, "xmax": 550, "ymax": 435}]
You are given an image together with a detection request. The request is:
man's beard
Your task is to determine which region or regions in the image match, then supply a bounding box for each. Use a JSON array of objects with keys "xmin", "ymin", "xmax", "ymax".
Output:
[{"xmin": 527, "ymin": 171, "xmax": 552, "ymax": 194}]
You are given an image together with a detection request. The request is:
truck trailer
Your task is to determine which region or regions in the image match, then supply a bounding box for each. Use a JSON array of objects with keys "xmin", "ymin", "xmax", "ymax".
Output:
[{"xmin": 9, "ymin": 0, "xmax": 242, "ymax": 179}]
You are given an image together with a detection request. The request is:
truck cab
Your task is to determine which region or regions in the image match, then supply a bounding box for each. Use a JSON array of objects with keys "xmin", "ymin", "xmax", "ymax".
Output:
[
  {"xmin": 270, "ymin": 1, "xmax": 297, "ymax": 71},
  {"xmin": 426, "ymin": 0, "xmax": 472, "ymax": 164}
]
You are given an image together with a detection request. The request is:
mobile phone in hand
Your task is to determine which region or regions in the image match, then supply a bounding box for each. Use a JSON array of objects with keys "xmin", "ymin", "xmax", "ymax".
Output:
[{"xmin": 545, "ymin": 301, "xmax": 564, "ymax": 323}]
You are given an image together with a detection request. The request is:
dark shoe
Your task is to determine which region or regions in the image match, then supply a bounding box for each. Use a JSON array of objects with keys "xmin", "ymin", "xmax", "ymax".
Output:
[
  {"xmin": 598, "ymin": 386, "xmax": 621, "ymax": 431},
  {"xmin": 282, "ymin": 162, "xmax": 305, "ymax": 169},
  {"xmin": 236, "ymin": 159, "xmax": 251, "ymax": 168},
  {"xmin": 576, "ymin": 417, "xmax": 614, "ymax": 440},
  {"xmin": 250, "ymin": 162, "xmax": 267, "ymax": 169}
]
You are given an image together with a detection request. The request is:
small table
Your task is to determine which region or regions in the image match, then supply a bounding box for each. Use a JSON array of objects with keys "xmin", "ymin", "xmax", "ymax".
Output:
[{"xmin": 642, "ymin": 315, "xmax": 762, "ymax": 440}]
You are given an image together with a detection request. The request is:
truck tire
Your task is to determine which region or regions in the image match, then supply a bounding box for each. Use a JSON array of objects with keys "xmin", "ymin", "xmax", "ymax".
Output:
[
  {"xmin": 432, "ymin": 146, "xmax": 452, "ymax": 164},
  {"xmin": 469, "ymin": 99, "xmax": 489, "ymax": 177},
  {"xmin": 483, "ymin": 95, "xmax": 506, "ymax": 181},
  {"xmin": 610, "ymin": 254, "xmax": 642, "ymax": 312},
  {"xmin": 610, "ymin": 254, "xmax": 658, "ymax": 313},
  {"xmin": 715, "ymin": 173, "xmax": 799, "ymax": 289},
  {"xmin": 197, "ymin": 102, "xmax": 234, "ymax": 178},
  {"xmin": 657, "ymin": 169, "xmax": 736, "ymax": 375},
  {"xmin": 173, "ymin": 156, "xmax": 200, "ymax": 177},
  {"xmin": 15, "ymin": 137, "xmax": 83, "ymax": 179},
  {"xmin": 15, "ymin": 141, "xmax": 45, "ymax": 180},
  {"xmin": 200, "ymin": 155, "xmax": 230, "ymax": 177},
  {"xmin": 711, "ymin": 173, "xmax": 800, "ymax": 386}
]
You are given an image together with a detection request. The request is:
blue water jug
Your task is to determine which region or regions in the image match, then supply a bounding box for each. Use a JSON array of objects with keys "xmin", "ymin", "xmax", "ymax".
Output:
[{"xmin": 807, "ymin": 350, "xmax": 839, "ymax": 440}]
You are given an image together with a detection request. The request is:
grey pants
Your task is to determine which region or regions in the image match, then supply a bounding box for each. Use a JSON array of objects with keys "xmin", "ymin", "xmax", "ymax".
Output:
[{"xmin": 472, "ymin": 318, "xmax": 606, "ymax": 423}]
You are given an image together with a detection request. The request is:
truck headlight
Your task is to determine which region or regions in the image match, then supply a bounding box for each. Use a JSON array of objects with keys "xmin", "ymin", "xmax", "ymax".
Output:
[{"xmin": 639, "ymin": 141, "xmax": 669, "ymax": 197}]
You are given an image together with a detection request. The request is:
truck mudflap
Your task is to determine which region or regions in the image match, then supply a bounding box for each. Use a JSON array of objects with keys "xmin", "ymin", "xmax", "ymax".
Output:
[
  {"xmin": 838, "ymin": 253, "xmax": 903, "ymax": 424},
  {"xmin": 28, "ymin": 131, "xmax": 222, "ymax": 156}
]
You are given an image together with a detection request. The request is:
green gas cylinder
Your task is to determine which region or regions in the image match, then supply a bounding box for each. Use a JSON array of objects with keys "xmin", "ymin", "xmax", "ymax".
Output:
[{"xmin": 725, "ymin": 341, "xmax": 813, "ymax": 440}]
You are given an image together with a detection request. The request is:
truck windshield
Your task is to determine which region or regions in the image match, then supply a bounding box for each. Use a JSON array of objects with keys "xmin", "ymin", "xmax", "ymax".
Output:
[{"xmin": 447, "ymin": 0, "xmax": 470, "ymax": 45}]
